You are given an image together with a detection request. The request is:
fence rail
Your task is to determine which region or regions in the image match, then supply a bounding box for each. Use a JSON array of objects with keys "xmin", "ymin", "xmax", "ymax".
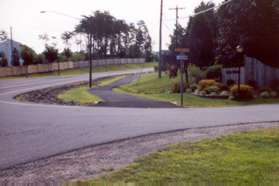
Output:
[{"xmin": 0, "ymin": 58, "xmax": 145, "ymax": 77}]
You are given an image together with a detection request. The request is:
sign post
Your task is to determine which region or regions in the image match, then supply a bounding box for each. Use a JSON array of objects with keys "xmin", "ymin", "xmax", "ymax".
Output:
[{"xmin": 175, "ymin": 48, "xmax": 190, "ymax": 107}]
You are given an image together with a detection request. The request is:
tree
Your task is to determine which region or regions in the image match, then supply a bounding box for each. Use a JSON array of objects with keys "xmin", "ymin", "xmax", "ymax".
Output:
[
  {"xmin": 0, "ymin": 52, "xmax": 8, "ymax": 67},
  {"xmin": 75, "ymin": 11, "xmax": 152, "ymax": 59},
  {"xmin": 61, "ymin": 31, "xmax": 73, "ymax": 49},
  {"xmin": 62, "ymin": 48, "xmax": 73, "ymax": 60},
  {"xmin": 12, "ymin": 48, "xmax": 20, "ymax": 66},
  {"xmin": 43, "ymin": 46, "xmax": 58, "ymax": 63},
  {"xmin": 21, "ymin": 45, "xmax": 36, "ymax": 66},
  {"xmin": 216, "ymin": 0, "xmax": 279, "ymax": 67},
  {"xmin": 187, "ymin": 2, "xmax": 217, "ymax": 67}
]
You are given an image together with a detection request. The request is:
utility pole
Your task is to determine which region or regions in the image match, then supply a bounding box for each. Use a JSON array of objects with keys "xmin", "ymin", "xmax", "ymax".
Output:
[
  {"xmin": 89, "ymin": 34, "xmax": 93, "ymax": 88},
  {"xmin": 158, "ymin": 0, "xmax": 163, "ymax": 78},
  {"xmin": 170, "ymin": 6, "xmax": 185, "ymax": 107},
  {"xmin": 10, "ymin": 27, "xmax": 13, "ymax": 66}
]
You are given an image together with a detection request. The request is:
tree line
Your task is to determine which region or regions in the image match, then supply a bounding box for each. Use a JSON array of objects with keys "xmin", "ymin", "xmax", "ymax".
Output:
[
  {"xmin": 75, "ymin": 11, "xmax": 152, "ymax": 61},
  {"xmin": 169, "ymin": 0, "xmax": 279, "ymax": 68}
]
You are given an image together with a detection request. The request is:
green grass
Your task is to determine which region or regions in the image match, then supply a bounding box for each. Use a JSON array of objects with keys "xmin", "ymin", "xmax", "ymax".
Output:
[
  {"xmin": 115, "ymin": 73, "xmax": 279, "ymax": 107},
  {"xmin": 58, "ymin": 86, "xmax": 102, "ymax": 105},
  {"xmin": 0, "ymin": 62, "xmax": 157, "ymax": 80},
  {"xmin": 57, "ymin": 75, "xmax": 126, "ymax": 105},
  {"xmin": 98, "ymin": 76, "xmax": 125, "ymax": 87},
  {"xmin": 82, "ymin": 128, "xmax": 279, "ymax": 185}
]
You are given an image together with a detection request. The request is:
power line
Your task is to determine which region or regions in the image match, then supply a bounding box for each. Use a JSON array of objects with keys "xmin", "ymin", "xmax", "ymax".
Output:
[{"xmin": 179, "ymin": 0, "xmax": 233, "ymax": 19}]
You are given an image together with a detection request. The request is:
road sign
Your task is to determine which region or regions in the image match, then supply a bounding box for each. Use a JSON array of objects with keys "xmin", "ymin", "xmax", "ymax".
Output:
[
  {"xmin": 176, "ymin": 54, "xmax": 188, "ymax": 61},
  {"xmin": 175, "ymin": 48, "xmax": 190, "ymax": 53}
]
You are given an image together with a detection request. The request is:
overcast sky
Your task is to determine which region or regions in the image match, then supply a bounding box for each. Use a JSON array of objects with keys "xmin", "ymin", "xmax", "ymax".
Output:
[{"xmin": 0, "ymin": 0, "xmax": 223, "ymax": 53}]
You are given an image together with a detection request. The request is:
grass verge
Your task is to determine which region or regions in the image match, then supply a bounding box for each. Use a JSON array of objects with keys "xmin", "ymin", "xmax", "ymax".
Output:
[
  {"xmin": 57, "ymin": 75, "xmax": 125, "ymax": 105},
  {"xmin": 83, "ymin": 128, "xmax": 279, "ymax": 185},
  {"xmin": 58, "ymin": 86, "xmax": 102, "ymax": 105},
  {"xmin": 0, "ymin": 63, "xmax": 157, "ymax": 80},
  {"xmin": 115, "ymin": 73, "xmax": 279, "ymax": 107}
]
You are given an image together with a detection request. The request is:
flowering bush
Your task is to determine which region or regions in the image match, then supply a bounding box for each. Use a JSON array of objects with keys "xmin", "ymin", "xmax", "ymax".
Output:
[
  {"xmin": 198, "ymin": 79, "xmax": 217, "ymax": 90},
  {"xmin": 230, "ymin": 84, "xmax": 254, "ymax": 100}
]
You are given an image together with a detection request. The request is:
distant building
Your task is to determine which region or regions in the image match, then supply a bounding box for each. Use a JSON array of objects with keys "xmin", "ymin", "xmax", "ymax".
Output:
[{"xmin": 0, "ymin": 39, "xmax": 23, "ymax": 66}]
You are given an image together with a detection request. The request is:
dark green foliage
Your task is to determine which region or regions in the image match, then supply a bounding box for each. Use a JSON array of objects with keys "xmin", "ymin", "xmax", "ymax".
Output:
[
  {"xmin": 216, "ymin": 0, "xmax": 279, "ymax": 67},
  {"xmin": 75, "ymin": 11, "xmax": 152, "ymax": 59},
  {"xmin": 205, "ymin": 64, "xmax": 222, "ymax": 79},
  {"xmin": 0, "ymin": 52, "xmax": 8, "ymax": 67},
  {"xmin": 34, "ymin": 54, "xmax": 44, "ymax": 64},
  {"xmin": 21, "ymin": 45, "xmax": 36, "ymax": 66},
  {"xmin": 12, "ymin": 48, "xmax": 20, "ymax": 66},
  {"xmin": 43, "ymin": 46, "xmax": 58, "ymax": 63}
]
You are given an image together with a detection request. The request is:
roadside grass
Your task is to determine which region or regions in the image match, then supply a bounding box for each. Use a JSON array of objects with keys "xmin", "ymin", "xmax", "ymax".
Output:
[
  {"xmin": 0, "ymin": 62, "xmax": 157, "ymax": 80},
  {"xmin": 98, "ymin": 76, "xmax": 125, "ymax": 87},
  {"xmin": 58, "ymin": 86, "xmax": 102, "ymax": 105},
  {"xmin": 115, "ymin": 73, "xmax": 279, "ymax": 107},
  {"xmin": 83, "ymin": 128, "xmax": 279, "ymax": 185}
]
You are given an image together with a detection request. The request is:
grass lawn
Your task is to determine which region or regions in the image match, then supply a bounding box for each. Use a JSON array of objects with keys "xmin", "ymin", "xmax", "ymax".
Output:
[
  {"xmin": 115, "ymin": 73, "xmax": 279, "ymax": 107},
  {"xmin": 84, "ymin": 128, "xmax": 279, "ymax": 185},
  {"xmin": 58, "ymin": 86, "xmax": 102, "ymax": 105},
  {"xmin": 0, "ymin": 62, "xmax": 157, "ymax": 80}
]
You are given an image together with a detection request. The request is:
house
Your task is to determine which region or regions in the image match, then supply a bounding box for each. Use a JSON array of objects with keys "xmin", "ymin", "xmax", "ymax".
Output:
[{"xmin": 0, "ymin": 39, "xmax": 22, "ymax": 66}]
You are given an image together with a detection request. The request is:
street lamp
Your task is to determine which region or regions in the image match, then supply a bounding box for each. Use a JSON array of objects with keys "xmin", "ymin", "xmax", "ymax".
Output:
[
  {"xmin": 40, "ymin": 10, "xmax": 94, "ymax": 88},
  {"xmin": 236, "ymin": 45, "xmax": 244, "ymax": 94}
]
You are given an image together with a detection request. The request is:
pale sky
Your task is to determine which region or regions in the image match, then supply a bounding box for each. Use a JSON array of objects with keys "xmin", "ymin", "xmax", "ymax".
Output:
[{"xmin": 0, "ymin": 0, "xmax": 223, "ymax": 53}]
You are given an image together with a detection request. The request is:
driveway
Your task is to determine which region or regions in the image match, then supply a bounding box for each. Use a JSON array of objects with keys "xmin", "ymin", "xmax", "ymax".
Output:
[
  {"xmin": 0, "ymin": 68, "xmax": 279, "ymax": 170},
  {"xmin": 90, "ymin": 74, "xmax": 177, "ymax": 108}
]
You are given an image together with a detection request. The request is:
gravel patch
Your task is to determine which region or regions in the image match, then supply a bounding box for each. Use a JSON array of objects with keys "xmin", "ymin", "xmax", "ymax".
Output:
[{"xmin": 0, "ymin": 122, "xmax": 278, "ymax": 185}]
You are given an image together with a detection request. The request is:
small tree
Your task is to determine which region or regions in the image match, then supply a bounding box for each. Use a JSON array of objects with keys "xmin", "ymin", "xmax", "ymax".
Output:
[
  {"xmin": 12, "ymin": 48, "xmax": 20, "ymax": 66},
  {"xmin": 43, "ymin": 46, "xmax": 58, "ymax": 63},
  {"xmin": 0, "ymin": 52, "xmax": 8, "ymax": 67},
  {"xmin": 62, "ymin": 48, "xmax": 73, "ymax": 61},
  {"xmin": 21, "ymin": 46, "xmax": 36, "ymax": 66}
]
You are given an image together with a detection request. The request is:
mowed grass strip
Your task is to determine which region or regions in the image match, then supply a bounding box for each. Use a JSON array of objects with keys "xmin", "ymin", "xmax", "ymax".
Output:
[
  {"xmin": 58, "ymin": 86, "xmax": 102, "ymax": 105},
  {"xmin": 116, "ymin": 73, "xmax": 279, "ymax": 107},
  {"xmin": 98, "ymin": 76, "xmax": 125, "ymax": 87},
  {"xmin": 83, "ymin": 128, "xmax": 279, "ymax": 185}
]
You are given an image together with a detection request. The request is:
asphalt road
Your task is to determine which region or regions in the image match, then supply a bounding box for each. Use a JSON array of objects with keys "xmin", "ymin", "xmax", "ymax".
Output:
[{"xmin": 0, "ymin": 68, "xmax": 279, "ymax": 170}]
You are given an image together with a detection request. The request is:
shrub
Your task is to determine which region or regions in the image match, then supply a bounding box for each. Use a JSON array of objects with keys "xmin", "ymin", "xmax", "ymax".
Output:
[
  {"xmin": 227, "ymin": 79, "xmax": 235, "ymax": 87},
  {"xmin": 205, "ymin": 64, "xmax": 222, "ymax": 80},
  {"xmin": 230, "ymin": 84, "xmax": 254, "ymax": 100},
  {"xmin": 188, "ymin": 64, "xmax": 205, "ymax": 84},
  {"xmin": 21, "ymin": 46, "xmax": 36, "ymax": 66},
  {"xmin": 189, "ymin": 84, "xmax": 199, "ymax": 92},
  {"xmin": 198, "ymin": 79, "xmax": 217, "ymax": 90}
]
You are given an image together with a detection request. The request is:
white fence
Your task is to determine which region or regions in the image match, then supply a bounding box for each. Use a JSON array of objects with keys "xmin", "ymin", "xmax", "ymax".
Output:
[
  {"xmin": 222, "ymin": 57, "xmax": 279, "ymax": 87},
  {"xmin": 0, "ymin": 58, "xmax": 145, "ymax": 77}
]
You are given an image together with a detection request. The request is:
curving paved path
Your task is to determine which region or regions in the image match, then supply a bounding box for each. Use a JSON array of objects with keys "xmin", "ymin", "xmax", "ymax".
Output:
[
  {"xmin": 0, "ymin": 68, "xmax": 279, "ymax": 170},
  {"xmin": 90, "ymin": 74, "xmax": 177, "ymax": 108}
]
